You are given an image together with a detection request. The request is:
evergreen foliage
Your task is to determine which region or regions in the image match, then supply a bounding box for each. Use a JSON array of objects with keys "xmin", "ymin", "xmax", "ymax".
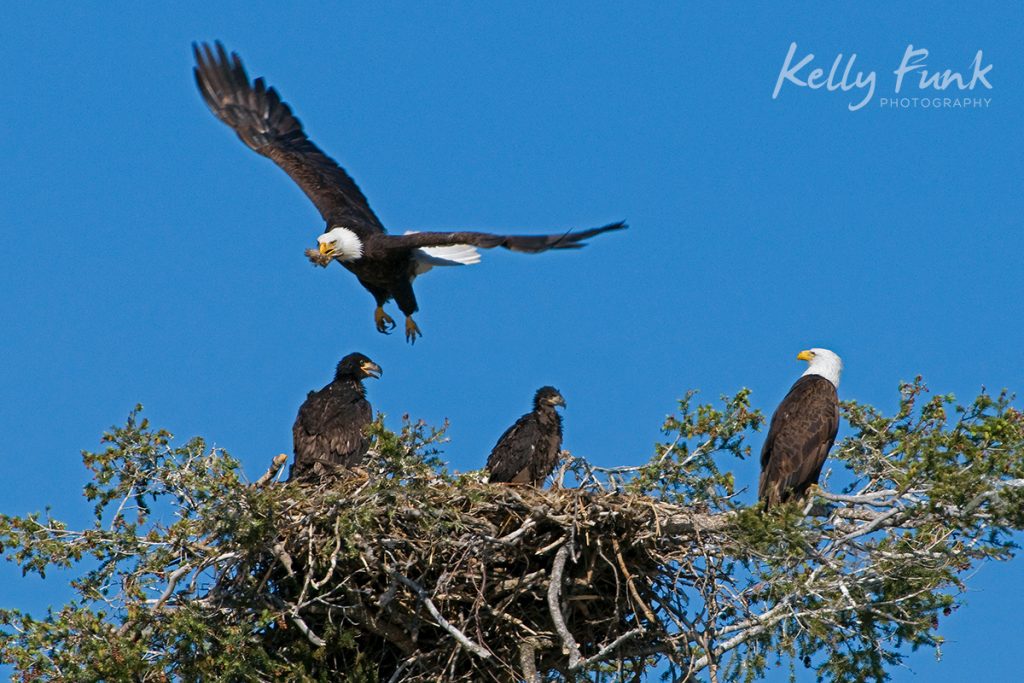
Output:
[{"xmin": 1, "ymin": 380, "xmax": 1021, "ymax": 681}]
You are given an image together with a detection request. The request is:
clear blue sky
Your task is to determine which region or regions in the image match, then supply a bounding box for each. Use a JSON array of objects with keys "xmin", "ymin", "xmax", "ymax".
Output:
[{"xmin": 1, "ymin": 3, "xmax": 1020, "ymax": 680}]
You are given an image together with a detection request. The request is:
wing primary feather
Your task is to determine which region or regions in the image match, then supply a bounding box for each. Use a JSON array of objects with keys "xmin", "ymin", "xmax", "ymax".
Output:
[
  {"xmin": 192, "ymin": 41, "xmax": 385, "ymax": 230},
  {"xmin": 383, "ymin": 221, "xmax": 627, "ymax": 254}
]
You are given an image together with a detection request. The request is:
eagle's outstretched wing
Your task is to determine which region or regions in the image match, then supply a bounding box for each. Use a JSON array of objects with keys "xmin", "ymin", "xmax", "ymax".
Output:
[
  {"xmin": 193, "ymin": 41, "xmax": 384, "ymax": 231},
  {"xmin": 381, "ymin": 221, "xmax": 627, "ymax": 253}
]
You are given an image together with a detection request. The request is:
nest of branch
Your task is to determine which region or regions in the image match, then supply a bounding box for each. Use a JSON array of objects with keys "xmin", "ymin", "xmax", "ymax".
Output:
[{"xmin": 225, "ymin": 471, "xmax": 732, "ymax": 682}]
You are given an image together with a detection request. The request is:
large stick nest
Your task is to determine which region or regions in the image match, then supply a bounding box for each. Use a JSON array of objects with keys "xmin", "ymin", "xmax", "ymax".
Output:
[{"xmin": 224, "ymin": 470, "xmax": 731, "ymax": 681}]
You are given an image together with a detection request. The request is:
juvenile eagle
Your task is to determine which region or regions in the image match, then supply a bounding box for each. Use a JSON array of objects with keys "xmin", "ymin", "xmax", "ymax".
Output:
[
  {"xmin": 290, "ymin": 352, "xmax": 382, "ymax": 480},
  {"xmin": 486, "ymin": 386, "xmax": 566, "ymax": 487},
  {"xmin": 193, "ymin": 42, "xmax": 626, "ymax": 343},
  {"xmin": 759, "ymin": 348, "xmax": 842, "ymax": 508}
]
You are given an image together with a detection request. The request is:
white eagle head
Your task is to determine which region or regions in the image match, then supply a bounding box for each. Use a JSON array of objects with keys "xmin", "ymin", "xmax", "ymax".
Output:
[
  {"xmin": 797, "ymin": 347, "xmax": 843, "ymax": 389},
  {"xmin": 317, "ymin": 227, "xmax": 364, "ymax": 262}
]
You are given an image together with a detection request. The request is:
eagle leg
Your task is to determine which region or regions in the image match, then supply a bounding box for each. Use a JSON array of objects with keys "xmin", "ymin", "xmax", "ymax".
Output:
[
  {"xmin": 404, "ymin": 316, "xmax": 422, "ymax": 344},
  {"xmin": 374, "ymin": 307, "xmax": 396, "ymax": 334}
]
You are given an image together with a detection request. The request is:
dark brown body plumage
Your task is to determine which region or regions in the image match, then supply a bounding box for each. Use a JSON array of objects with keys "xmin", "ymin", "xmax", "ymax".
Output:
[
  {"xmin": 192, "ymin": 42, "xmax": 625, "ymax": 341},
  {"xmin": 758, "ymin": 375, "xmax": 839, "ymax": 507},
  {"xmin": 290, "ymin": 353, "xmax": 380, "ymax": 480},
  {"xmin": 486, "ymin": 387, "xmax": 565, "ymax": 487}
]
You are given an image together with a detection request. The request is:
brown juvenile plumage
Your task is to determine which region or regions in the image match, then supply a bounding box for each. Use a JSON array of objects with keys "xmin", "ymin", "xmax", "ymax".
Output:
[
  {"xmin": 759, "ymin": 350, "xmax": 842, "ymax": 508},
  {"xmin": 192, "ymin": 41, "xmax": 626, "ymax": 343},
  {"xmin": 486, "ymin": 387, "xmax": 566, "ymax": 487},
  {"xmin": 290, "ymin": 353, "xmax": 381, "ymax": 480}
]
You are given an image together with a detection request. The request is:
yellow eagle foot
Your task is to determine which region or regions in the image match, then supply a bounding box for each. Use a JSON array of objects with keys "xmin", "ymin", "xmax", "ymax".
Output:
[
  {"xmin": 405, "ymin": 316, "xmax": 422, "ymax": 344},
  {"xmin": 374, "ymin": 307, "xmax": 396, "ymax": 334}
]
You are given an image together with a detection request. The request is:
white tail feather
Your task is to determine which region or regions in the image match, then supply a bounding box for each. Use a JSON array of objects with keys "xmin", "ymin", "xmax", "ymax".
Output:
[{"xmin": 406, "ymin": 231, "xmax": 481, "ymax": 275}]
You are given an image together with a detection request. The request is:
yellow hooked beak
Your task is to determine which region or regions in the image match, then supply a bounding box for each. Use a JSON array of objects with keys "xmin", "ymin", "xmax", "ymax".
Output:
[
  {"xmin": 796, "ymin": 350, "xmax": 814, "ymax": 362},
  {"xmin": 360, "ymin": 361, "xmax": 383, "ymax": 379},
  {"xmin": 318, "ymin": 241, "xmax": 334, "ymax": 256}
]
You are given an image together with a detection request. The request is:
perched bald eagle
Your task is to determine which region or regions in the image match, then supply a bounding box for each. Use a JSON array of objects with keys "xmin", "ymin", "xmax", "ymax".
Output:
[
  {"xmin": 486, "ymin": 387, "xmax": 566, "ymax": 487},
  {"xmin": 193, "ymin": 42, "xmax": 626, "ymax": 343},
  {"xmin": 759, "ymin": 348, "xmax": 842, "ymax": 508},
  {"xmin": 290, "ymin": 352, "xmax": 382, "ymax": 480}
]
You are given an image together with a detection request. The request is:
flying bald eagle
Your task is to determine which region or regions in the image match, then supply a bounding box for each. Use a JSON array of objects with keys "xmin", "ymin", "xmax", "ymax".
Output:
[
  {"xmin": 759, "ymin": 348, "xmax": 842, "ymax": 508},
  {"xmin": 486, "ymin": 387, "xmax": 566, "ymax": 487},
  {"xmin": 290, "ymin": 352, "xmax": 382, "ymax": 480},
  {"xmin": 193, "ymin": 42, "xmax": 626, "ymax": 343}
]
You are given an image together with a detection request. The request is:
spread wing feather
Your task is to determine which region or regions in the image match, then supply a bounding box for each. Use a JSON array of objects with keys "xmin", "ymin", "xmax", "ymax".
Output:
[
  {"xmin": 193, "ymin": 41, "xmax": 384, "ymax": 231},
  {"xmin": 383, "ymin": 221, "xmax": 627, "ymax": 253},
  {"xmin": 405, "ymin": 231, "xmax": 482, "ymax": 275},
  {"xmin": 758, "ymin": 375, "xmax": 839, "ymax": 506}
]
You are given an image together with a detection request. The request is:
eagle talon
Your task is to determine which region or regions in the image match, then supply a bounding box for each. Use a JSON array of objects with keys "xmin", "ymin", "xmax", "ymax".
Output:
[
  {"xmin": 405, "ymin": 317, "xmax": 422, "ymax": 344},
  {"xmin": 374, "ymin": 307, "xmax": 396, "ymax": 334}
]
